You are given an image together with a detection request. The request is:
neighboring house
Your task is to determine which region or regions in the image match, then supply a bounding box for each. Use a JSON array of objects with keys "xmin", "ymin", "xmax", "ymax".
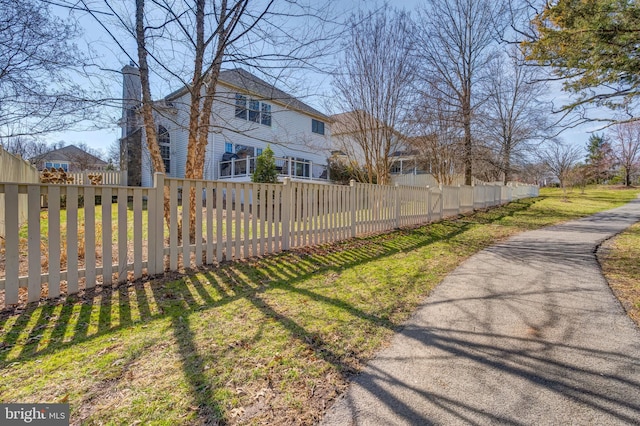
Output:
[
  {"xmin": 389, "ymin": 149, "xmax": 421, "ymax": 175},
  {"xmin": 32, "ymin": 144, "xmax": 108, "ymax": 172},
  {"xmin": 120, "ymin": 65, "xmax": 332, "ymax": 187},
  {"xmin": 330, "ymin": 110, "xmax": 420, "ymax": 180}
]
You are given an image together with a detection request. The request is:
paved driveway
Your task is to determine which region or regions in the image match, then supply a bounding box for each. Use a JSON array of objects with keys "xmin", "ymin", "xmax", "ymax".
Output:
[{"xmin": 321, "ymin": 198, "xmax": 640, "ymax": 425}]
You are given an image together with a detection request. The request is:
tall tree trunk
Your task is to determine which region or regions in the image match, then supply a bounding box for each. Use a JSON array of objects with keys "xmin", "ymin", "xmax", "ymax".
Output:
[
  {"xmin": 184, "ymin": 0, "xmax": 232, "ymax": 240},
  {"xmin": 626, "ymin": 166, "xmax": 631, "ymax": 187},
  {"xmin": 463, "ymin": 101, "xmax": 473, "ymax": 186},
  {"xmin": 503, "ymin": 143, "xmax": 512, "ymax": 185},
  {"xmin": 181, "ymin": 0, "xmax": 207, "ymax": 243},
  {"xmin": 136, "ymin": 0, "xmax": 171, "ymax": 247}
]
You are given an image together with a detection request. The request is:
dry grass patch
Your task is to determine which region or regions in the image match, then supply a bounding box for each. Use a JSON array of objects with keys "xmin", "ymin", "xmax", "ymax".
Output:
[{"xmin": 599, "ymin": 222, "xmax": 640, "ymax": 327}]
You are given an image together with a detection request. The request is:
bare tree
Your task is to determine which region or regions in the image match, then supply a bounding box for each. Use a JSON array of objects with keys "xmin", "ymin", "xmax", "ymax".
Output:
[
  {"xmin": 519, "ymin": 161, "xmax": 548, "ymax": 185},
  {"xmin": 479, "ymin": 47, "xmax": 551, "ymax": 184},
  {"xmin": 539, "ymin": 141, "xmax": 582, "ymax": 199},
  {"xmin": 332, "ymin": 7, "xmax": 417, "ymax": 185},
  {"xmin": 610, "ymin": 122, "xmax": 640, "ymax": 187},
  {"xmin": 415, "ymin": 0, "xmax": 506, "ymax": 185},
  {"xmin": 409, "ymin": 84, "xmax": 465, "ymax": 185},
  {"xmin": 107, "ymin": 139, "xmax": 121, "ymax": 170},
  {"xmin": 472, "ymin": 143, "xmax": 504, "ymax": 183},
  {"xmin": 0, "ymin": 137, "xmax": 57, "ymax": 160},
  {"xmin": 0, "ymin": 0, "xmax": 94, "ymax": 139},
  {"xmin": 410, "ymin": 135, "xmax": 462, "ymax": 186},
  {"xmin": 69, "ymin": 0, "xmax": 336, "ymax": 237}
]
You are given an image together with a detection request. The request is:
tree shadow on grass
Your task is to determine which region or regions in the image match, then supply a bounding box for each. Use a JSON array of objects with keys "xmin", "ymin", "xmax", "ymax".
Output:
[{"xmin": 0, "ymin": 198, "xmax": 540, "ymax": 423}]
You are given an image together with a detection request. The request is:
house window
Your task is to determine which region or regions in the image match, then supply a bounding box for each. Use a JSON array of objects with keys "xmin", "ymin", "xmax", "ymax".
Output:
[
  {"xmin": 312, "ymin": 119, "xmax": 325, "ymax": 135},
  {"xmin": 256, "ymin": 148, "xmax": 263, "ymax": 156},
  {"xmin": 235, "ymin": 93, "xmax": 271, "ymax": 127},
  {"xmin": 288, "ymin": 157, "xmax": 311, "ymax": 177},
  {"xmin": 248, "ymin": 100, "xmax": 260, "ymax": 123},
  {"xmin": 235, "ymin": 94, "xmax": 247, "ymax": 120},
  {"xmin": 235, "ymin": 144, "xmax": 255, "ymax": 158},
  {"xmin": 261, "ymin": 104, "xmax": 271, "ymax": 126},
  {"xmin": 44, "ymin": 162, "xmax": 68, "ymax": 171},
  {"xmin": 158, "ymin": 125, "xmax": 171, "ymax": 173},
  {"xmin": 225, "ymin": 143, "xmax": 257, "ymax": 157}
]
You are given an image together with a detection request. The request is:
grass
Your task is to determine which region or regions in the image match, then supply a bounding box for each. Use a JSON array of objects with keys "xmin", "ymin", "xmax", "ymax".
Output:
[
  {"xmin": 18, "ymin": 202, "xmax": 150, "ymax": 244},
  {"xmin": 599, "ymin": 222, "xmax": 640, "ymax": 327},
  {"xmin": 0, "ymin": 185, "xmax": 638, "ymax": 425}
]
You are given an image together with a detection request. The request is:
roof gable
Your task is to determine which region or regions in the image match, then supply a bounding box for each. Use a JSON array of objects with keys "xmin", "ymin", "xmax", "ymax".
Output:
[
  {"xmin": 34, "ymin": 145, "xmax": 107, "ymax": 166},
  {"xmin": 165, "ymin": 68, "xmax": 329, "ymax": 120}
]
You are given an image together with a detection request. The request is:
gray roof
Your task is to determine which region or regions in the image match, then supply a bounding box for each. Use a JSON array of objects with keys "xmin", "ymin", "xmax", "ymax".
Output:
[
  {"xmin": 166, "ymin": 68, "xmax": 329, "ymax": 120},
  {"xmin": 33, "ymin": 145, "xmax": 107, "ymax": 165}
]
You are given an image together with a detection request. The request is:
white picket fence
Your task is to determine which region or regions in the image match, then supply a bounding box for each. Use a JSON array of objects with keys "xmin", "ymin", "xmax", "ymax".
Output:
[
  {"xmin": 65, "ymin": 170, "xmax": 127, "ymax": 186},
  {"xmin": 0, "ymin": 174, "xmax": 538, "ymax": 307},
  {"xmin": 0, "ymin": 146, "xmax": 40, "ymax": 238}
]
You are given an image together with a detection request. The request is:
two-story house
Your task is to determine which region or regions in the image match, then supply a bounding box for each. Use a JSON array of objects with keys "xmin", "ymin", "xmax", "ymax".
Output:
[{"xmin": 120, "ymin": 65, "xmax": 332, "ymax": 187}]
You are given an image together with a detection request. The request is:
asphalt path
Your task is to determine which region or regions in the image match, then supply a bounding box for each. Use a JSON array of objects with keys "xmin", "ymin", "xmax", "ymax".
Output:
[{"xmin": 320, "ymin": 197, "xmax": 640, "ymax": 425}]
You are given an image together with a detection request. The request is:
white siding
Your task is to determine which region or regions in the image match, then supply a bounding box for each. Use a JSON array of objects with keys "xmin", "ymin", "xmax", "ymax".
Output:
[
  {"xmin": 165, "ymin": 82, "xmax": 331, "ymax": 181},
  {"xmin": 212, "ymin": 85, "xmax": 330, "ymax": 167},
  {"xmin": 170, "ymin": 101, "xmax": 190, "ymax": 179}
]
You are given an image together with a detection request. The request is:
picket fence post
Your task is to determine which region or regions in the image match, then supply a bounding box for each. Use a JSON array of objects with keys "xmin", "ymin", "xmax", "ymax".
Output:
[
  {"xmin": 483, "ymin": 186, "xmax": 488, "ymax": 209},
  {"xmin": 394, "ymin": 183, "xmax": 400, "ymax": 229},
  {"xmin": 349, "ymin": 180, "xmax": 357, "ymax": 238},
  {"xmin": 27, "ymin": 184, "xmax": 41, "ymax": 302},
  {"xmin": 4, "ymin": 184, "xmax": 19, "ymax": 305},
  {"xmin": 281, "ymin": 177, "xmax": 292, "ymax": 250},
  {"xmin": 471, "ymin": 181, "xmax": 475, "ymax": 210},
  {"xmin": 150, "ymin": 172, "xmax": 165, "ymax": 275},
  {"xmin": 425, "ymin": 186, "xmax": 431, "ymax": 222}
]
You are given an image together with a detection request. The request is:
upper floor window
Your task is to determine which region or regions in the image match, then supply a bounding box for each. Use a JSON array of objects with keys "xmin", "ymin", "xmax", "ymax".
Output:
[
  {"xmin": 248, "ymin": 100, "xmax": 260, "ymax": 123},
  {"xmin": 235, "ymin": 94, "xmax": 247, "ymax": 120},
  {"xmin": 235, "ymin": 93, "xmax": 271, "ymax": 127},
  {"xmin": 312, "ymin": 119, "xmax": 325, "ymax": 135},
  {"xmin": 158, "ymin": 125, "xmax": 170, "ymax": 173},
  {"xmin": 261, "ymin": 104, "xmax": 272, "ymax": 126}
]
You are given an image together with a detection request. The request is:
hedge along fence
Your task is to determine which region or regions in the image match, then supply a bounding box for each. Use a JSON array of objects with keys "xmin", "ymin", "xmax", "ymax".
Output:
[
  {"xmin": 0, "ymin": 173, "xmax": 538, "ymax": 308},
  {"xmin": 0, "ymin": 146, "xmax": 40, "ymax": 238}
]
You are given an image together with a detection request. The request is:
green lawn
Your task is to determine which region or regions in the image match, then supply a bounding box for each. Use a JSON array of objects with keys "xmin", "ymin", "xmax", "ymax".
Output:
[{"xmin": 0, "ymin": 185, "xmax": 638, "ymax": 425}]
